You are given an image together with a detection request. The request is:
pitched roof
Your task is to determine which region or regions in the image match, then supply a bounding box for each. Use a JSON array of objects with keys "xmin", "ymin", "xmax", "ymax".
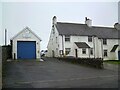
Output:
[
  {"xmin": 75, "ymin": 42, "xmax": 90, "ymax": 48},
  {"xmin": 11, "ymin": 26, "xmax": 42, "ymax": 41},
  {"xmin": 56, "ymin": 22, "xmax": 120, "ymax": 39},
  {"xmin": 110, "ymin": 44, "xmax": 119, "ymax": 52}
]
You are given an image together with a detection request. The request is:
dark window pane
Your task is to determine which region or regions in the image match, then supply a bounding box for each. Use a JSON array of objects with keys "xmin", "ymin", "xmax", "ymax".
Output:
[
  {"xmin": 65, "ymin": 36, "xmax": 70, "ymax": 42},
  {"xmin": 90, "ymin": 48, "xmax": 93, "ymax": 55},
  {"xmin": 104, "ymin": 50, "xmax": 107, "ymax": 57},
  {"xmin": 103, "ymin": 39, "xmax": 107, "ymax": 45},
  {"xmin": 88, "ymin": 36, "xmax": 92, "ymax": 42},
  {"xmin": 65, "ymin": 48, "xmax": 71, "ymax": 55},
  {"xmin": 82, "ymin": 48, "xmax": 86, "ymax": 54}
]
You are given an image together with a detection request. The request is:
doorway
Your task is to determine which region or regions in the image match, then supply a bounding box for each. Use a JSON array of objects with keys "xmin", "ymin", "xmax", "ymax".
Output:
[{"xmin": 75, "ymin": 49, "xmax": 78, "ymax": 58}]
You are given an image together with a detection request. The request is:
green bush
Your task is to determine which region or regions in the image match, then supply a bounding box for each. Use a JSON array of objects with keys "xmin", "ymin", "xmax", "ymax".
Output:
[{"xmin": 57, "ymin": 57, "xmax": 103, "ymax": 69}]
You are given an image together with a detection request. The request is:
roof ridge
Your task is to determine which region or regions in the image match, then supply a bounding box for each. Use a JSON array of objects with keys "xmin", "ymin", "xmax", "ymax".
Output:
[
  {"xmin": 57, "ymin": 22, "xmax": 85, "ymax": 25},
  {"xmin": 92, "ymin": 26, "xmax": 114, "ymax": 29},
  {"xmin": 57, "ymin": 22, "xmax": 115, "ymax": 29}
]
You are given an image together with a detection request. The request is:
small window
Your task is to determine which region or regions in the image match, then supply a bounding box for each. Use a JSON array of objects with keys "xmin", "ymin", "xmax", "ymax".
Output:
[
  {"xmin": 59, "ymin": 50, "xmax": 63, "ymax": 55},
  {"xmin": 88, "ymin": 36, "xmax": 92, "ymax": 42},
  {"xmin": 82, "ymin": 48, "xmax": 86, "ymax": 54},
  {"xmin": 56, "ymin": 37, "xmax": 57, "ymax": 43},
  {"xmin": 52, "ymin": 25, "xmax": 55, "ymax": 34},
  {"xmin": 56, "ymin": 48, "xmax": 58, "ymax": 51},
  {"xmin": 90, "ymin": 48, "xmax": 93, "ymax": 55},
  {"xmin": 53, "ymin": 29, "xmax": 55, "ymax": 34},
  {"xmin": 103, "ymin": 39, "xmax": 107, "ymax": 45},
  {"xmin": 104, "ymin": 50, "xmax": 107, "ymax": 57},
  {"xmin": 65, "ymin": 35, "xmax": 70, "ymax": 42},
  {"xmin": 65, "ymin": 48, "xmax": 71, "ymax": 55}
]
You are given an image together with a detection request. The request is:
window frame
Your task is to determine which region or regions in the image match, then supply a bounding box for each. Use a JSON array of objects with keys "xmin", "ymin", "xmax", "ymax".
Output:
[
  {"xmin": 103, "ymin": 38, "xmax": 107, "ymax": 45},
  {"xmin": 82, "ymin": 48, "xmax": 86, "ymax": 54},
  {"xmin": 65, "ymin": 48, "xmax": 71, "ymax": 55},
  {"xmin": 90, "ymin": 48, "xmax": 93, "ymax": 55},
  {"xmin": 56, "ymin": 37, "xmax": 57, "ymax": 43},
  {"xmin": 88, "ymin": 36, "xmax": 92, "ymax": 42},
  {"xmin": 104, "ymin": 50, "xmax": 108, "ymax": 57},
  {"xmin": 59, "ymin": 50, "xmax": 63, "ymax": 55},
  {"xmin": 65, "ymin": 35, "xmax": 70, "ymax": 42}
]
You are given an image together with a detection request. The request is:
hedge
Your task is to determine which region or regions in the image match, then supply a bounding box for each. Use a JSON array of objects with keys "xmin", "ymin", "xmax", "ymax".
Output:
[{"xmin": 57, "ymin": 57, "xmax": 103, "ymax": 69}]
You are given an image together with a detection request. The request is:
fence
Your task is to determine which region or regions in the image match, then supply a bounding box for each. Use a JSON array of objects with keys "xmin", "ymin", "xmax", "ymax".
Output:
[{"xmin": 57, "ymin": 57, "xmax": 103, "ymax": 69}]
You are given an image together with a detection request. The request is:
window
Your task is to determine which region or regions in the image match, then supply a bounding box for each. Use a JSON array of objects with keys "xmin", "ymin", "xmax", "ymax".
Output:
[
  {"xmin": 104, "ymin": 50, "xmax": 107, "ymax": 57},
  {"xmin": 52, "ymin": 25, "xmax": 55, "ymax": 34},
  {"xmin": 56, "ymin": 37, "xmax": 57, "ymax": 43},
  {"xmin": 53, "ymin": 29, "xmax": 55, "ymax": 34},
  {"xmin": 90, "ymin": 48, "xmax": 93, "ymax": 55},
  {"xmin": 65, "ymin": 35, "xmax": 70, "ymax": 42},
  {"xmin": 103, "ymin": 39, "xmax": 107, "ymax": 45},
  {"xmin": 59, "ymin": 50, "xmax": 63, "ymax": 55},
  {"xmin": 82, "ymin": 48, "xmax": 86, "ymax": 54},
  {"xmin": 88, "ymin": 36, "xmax": 92, "ymax": 42},
  {"xmin": 65, "ymin": 48, "xmax": 71, "ymax": 55}
]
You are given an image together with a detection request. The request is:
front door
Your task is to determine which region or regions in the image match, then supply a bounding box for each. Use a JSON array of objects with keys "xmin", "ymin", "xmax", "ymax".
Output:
[
  {"xmin": 52, "ymin": 50, "xmax": 55, "ymax": 57},
  {"xmin": 75, "ymin": 49, "xmax": 78, "ymax": 58}
]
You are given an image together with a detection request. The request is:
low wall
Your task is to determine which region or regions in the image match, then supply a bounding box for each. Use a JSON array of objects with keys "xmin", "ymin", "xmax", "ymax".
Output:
[
  {"xmin": 2, "ymin": 45, "xmax": 12, "ymax": 63},
  {"xmin": 2, "ymin": 45, "xmax": 12, "ymax": 89},
  {"xmin": 57, "ymin": 57, "xmax": 103, "ymax": 69}
]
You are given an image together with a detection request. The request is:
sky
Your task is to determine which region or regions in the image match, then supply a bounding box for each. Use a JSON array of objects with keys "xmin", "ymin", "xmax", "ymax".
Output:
[
  {"xmin": 118, "ymin": 1, "xmax": 120, "ymax": 23},
  {"xmin": 0, "ymin": 1, "xmax": 119, "ymax": 50}
]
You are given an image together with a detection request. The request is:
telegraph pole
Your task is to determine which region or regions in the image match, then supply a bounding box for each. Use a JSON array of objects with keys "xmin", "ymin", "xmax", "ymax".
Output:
[{"xmin": 5, "ymin": 29, "xmax": 7, "ymax": 46}]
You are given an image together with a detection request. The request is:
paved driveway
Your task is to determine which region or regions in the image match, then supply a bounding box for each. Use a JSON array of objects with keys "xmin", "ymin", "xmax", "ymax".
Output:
[{"xmin": 3, "ymin": 58, "xmax": 119, "ymax": 88}]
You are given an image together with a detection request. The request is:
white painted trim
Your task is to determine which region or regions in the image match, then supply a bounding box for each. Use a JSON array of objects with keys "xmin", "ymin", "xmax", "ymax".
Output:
[{"xmin": 10, "ymin": 26, "xmax": 42, "ymax": 41}]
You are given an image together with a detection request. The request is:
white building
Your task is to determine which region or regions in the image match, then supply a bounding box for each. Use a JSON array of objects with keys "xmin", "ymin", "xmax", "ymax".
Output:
[
  {"xmin": 11, "ymin": 27, "xmax": 41, "ymax": 60},
  {"xmin": 47, "ymin": 16, "xmax": 120, "ymax": 60}
]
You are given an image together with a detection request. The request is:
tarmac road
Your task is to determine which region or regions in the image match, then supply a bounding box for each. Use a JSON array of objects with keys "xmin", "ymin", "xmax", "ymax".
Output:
[{"xmin": 2, "ymin": 57, "xmax": 119, "ymax": 88}]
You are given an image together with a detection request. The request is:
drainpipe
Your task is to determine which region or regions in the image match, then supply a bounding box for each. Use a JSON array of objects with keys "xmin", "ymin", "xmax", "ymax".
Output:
[
  {"xmin": 89, "ymin": 48, "xmax": 90, "ymax": 58},
  {"xmin": 101, "ymin": 39, "xmax": 103, "ymax": 59},
  {"xmin": 62, "ymin": 35, "xmax": 64, "ymax": 57},
  {"xmin": 5, "ymin": 29, "xmax": 7, "ymax": 46},
  {"xmin": 93, "ymin": 36, "xmax": 96, "ymax": 58}
]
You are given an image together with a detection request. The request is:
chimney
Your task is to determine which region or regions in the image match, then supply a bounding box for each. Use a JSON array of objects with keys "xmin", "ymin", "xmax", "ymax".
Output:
[
  {"xmin": 114, "ymin": 23, "xmax": 120, "ymax": 30},
  {"xmin": 52, "ymin": 16, "xmax": 57, "ymax": 25},
  {"xmin": 85, "ymin": 17, "xmax": 92, "ymax": 27},
  {"xmin": 5, "ymin": 29, "xmax": 7, "ymax": 46}
]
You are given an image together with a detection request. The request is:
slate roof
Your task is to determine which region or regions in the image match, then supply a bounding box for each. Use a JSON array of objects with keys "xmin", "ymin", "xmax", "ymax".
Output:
[
  {"xmin": 110, "ymin": 44, "xmax": 119, "ymax": 52},
  {"xmin": 56, "ymin": 22, "xmax": 120, "ymax": 39},
  {"xmin": 74, "ymin": 42, "xmax": 90, "ymax": 48}
]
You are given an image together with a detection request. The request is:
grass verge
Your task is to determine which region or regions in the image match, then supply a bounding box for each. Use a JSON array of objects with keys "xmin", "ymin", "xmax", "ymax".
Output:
[{"xmin": 104, "ymin": 60, "xmax": 120, "ymax": 65}]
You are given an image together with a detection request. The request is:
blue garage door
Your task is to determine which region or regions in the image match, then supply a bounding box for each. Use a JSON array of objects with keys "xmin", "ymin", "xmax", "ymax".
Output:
[{"xmin": 17, "ymin": 41, "xmax": 36, "ymax": 59}]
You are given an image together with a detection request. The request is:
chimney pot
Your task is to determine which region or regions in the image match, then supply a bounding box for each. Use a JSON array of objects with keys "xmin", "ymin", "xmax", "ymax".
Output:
[
  {"xmin": 114, "ymin": 23, "xmax": 120, "ymax": 30},
  {"xmin": 53, "ymin": 16, "xmax": 57, "ymax": 25},
  {"xmin": 85, "ymin": 17, "xmax": 92, "ymax": 27}
]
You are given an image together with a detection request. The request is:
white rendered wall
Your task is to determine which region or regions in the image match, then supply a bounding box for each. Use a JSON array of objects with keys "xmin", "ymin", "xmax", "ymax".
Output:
[
  {"xmin": 47, "ymin": 25, "xmax": 59, "ymax": 57},
  {"xmin": 12, "ymin": 29, "xmax": 41, "ymax": 59},
  {"xmin": 103, "ymin": 39, "xmax": 119, "ymax": 60},
  {"xmin": 47, "ymin": 26, "xmax": 120, "ymax": 60}
]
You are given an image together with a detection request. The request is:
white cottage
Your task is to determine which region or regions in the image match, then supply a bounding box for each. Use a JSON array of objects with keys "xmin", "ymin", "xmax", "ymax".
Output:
[
  {"xmin": 47, "ymin": 16, "xmax": 120, "ymax": 60},
  {"xmin": 11, "ymin": 27, "xmax": 41, "ymax": 60}
]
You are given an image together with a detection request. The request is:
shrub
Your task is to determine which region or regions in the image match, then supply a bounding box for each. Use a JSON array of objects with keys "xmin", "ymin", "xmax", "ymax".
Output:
[{"xmin": 57, "ymin": 57, "xmax": 103, "ymax": 69}]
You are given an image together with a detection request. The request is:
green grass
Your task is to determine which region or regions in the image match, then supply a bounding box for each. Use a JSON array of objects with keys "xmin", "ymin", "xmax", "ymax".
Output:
[{"xmin": 104, "ymin": 60, "xmax": 120, "ymax": 65}]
